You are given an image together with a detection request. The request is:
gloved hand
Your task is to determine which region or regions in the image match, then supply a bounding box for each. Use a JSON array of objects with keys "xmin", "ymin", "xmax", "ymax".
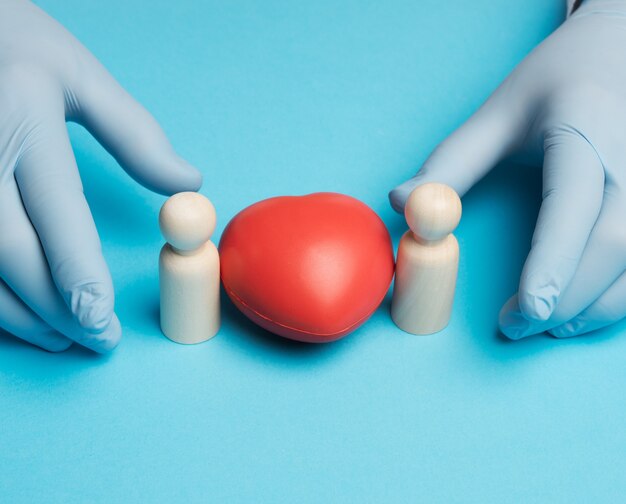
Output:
[
  {"xmin": 0, "ymin": 0, "xmax": 201, "ymax": 352},
  {"xmin": 390, "ymin": 0, "xmax": 626, "ymax": 340}
]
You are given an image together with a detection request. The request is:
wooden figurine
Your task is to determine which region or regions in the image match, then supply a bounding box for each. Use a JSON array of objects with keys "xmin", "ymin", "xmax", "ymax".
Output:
[
  {"xmin": 391, "ymin": 183, "xmax": 462, "ymax": 335},
  {"xmin": 159, "ymin": 192, "xmax": 220, "ymax": 344}
]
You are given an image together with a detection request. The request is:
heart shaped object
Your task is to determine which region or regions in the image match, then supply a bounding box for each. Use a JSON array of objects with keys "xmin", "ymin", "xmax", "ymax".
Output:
[{"xmin": 219, "ymin": 193, "xmax": 395, "ymax": 342}]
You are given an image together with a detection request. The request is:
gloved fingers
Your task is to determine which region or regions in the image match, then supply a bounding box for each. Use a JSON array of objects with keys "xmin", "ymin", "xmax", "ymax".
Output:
[
  {"xmin": 499, "ymin": 293, "xmax": 568, "ymax": 340},
  {"xmin": 499, "ymin": 294, "xmax": 534, "ymax": 340},
  {"xmin": 389, "ymin": 87, "xmax": 522, "ymax": 212},
  {"xmin": 499, "ymin": 194, "xmax": 625, "ymax": 339},
  {"xmin": 71, "ymin": 53, "xmax": 202, "ymax": 195},
  {"xmin": 12, "ymin": 115, "xmax": 121, "ymax": 352},
  {"xmin": 517, "ymin": 127, "xmax": 604, "ymax": 322},
  {"xmin": 0, "ymin": 277, "xmax": 72, "ymax": 352},
  {"xmin": 549, "ymin": 271, "xmax": 626, "ymax": 338}
]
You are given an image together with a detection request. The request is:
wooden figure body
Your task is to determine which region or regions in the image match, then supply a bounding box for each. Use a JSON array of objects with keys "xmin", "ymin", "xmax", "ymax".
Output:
[
  {"xmin": 391, "ymin": 183, "xmax": 462, "ymax": 335},
  {"xmin": 159, "ymin": 192, "xmax": 220, "ymax": 344}
]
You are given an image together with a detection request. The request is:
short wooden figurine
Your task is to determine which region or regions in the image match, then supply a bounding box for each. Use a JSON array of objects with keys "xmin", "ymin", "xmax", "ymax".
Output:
[
  {"xmin": 159, "ymin": 192, "xmax": 220, "ymax": 344},
  {"xmin": 391, "ymin": 183, "xmax": 462, "ymax": 335}
]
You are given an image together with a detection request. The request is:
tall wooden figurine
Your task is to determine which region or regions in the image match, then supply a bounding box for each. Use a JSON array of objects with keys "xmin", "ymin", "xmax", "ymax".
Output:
[
  {"xmin": 159, "ymin": 192, "xmax": 220, "ymax": 344},
  {"xmin": 391, "ymin": 183, "xmax": 462, "ymax": 335}
]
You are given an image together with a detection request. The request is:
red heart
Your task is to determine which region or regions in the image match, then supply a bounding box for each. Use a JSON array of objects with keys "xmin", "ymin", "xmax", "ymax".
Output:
[{"xmin": 219, "ymin": 193, "xmax": 395, "ymax": 342}]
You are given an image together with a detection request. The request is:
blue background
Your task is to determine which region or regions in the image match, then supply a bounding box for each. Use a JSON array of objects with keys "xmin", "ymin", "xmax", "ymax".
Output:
[{"xmin": 2, "ymin": 1, "xmax": 625, "ymax": 502}]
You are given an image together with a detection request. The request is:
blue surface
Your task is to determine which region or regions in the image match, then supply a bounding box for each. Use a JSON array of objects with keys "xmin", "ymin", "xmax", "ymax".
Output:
[{"xmin": 2, "ymin": 1, "xmax": 625, "ymax": 502}]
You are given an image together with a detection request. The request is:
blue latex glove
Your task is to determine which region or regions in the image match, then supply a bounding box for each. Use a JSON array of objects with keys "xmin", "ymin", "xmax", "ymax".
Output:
[
  {"xmin": 390, "ymin": 0, "xmax": 626, "ymax": 340},
  {"xmin": 0, "ymin": 0, "xmax": 201, "ymax": 352}
]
